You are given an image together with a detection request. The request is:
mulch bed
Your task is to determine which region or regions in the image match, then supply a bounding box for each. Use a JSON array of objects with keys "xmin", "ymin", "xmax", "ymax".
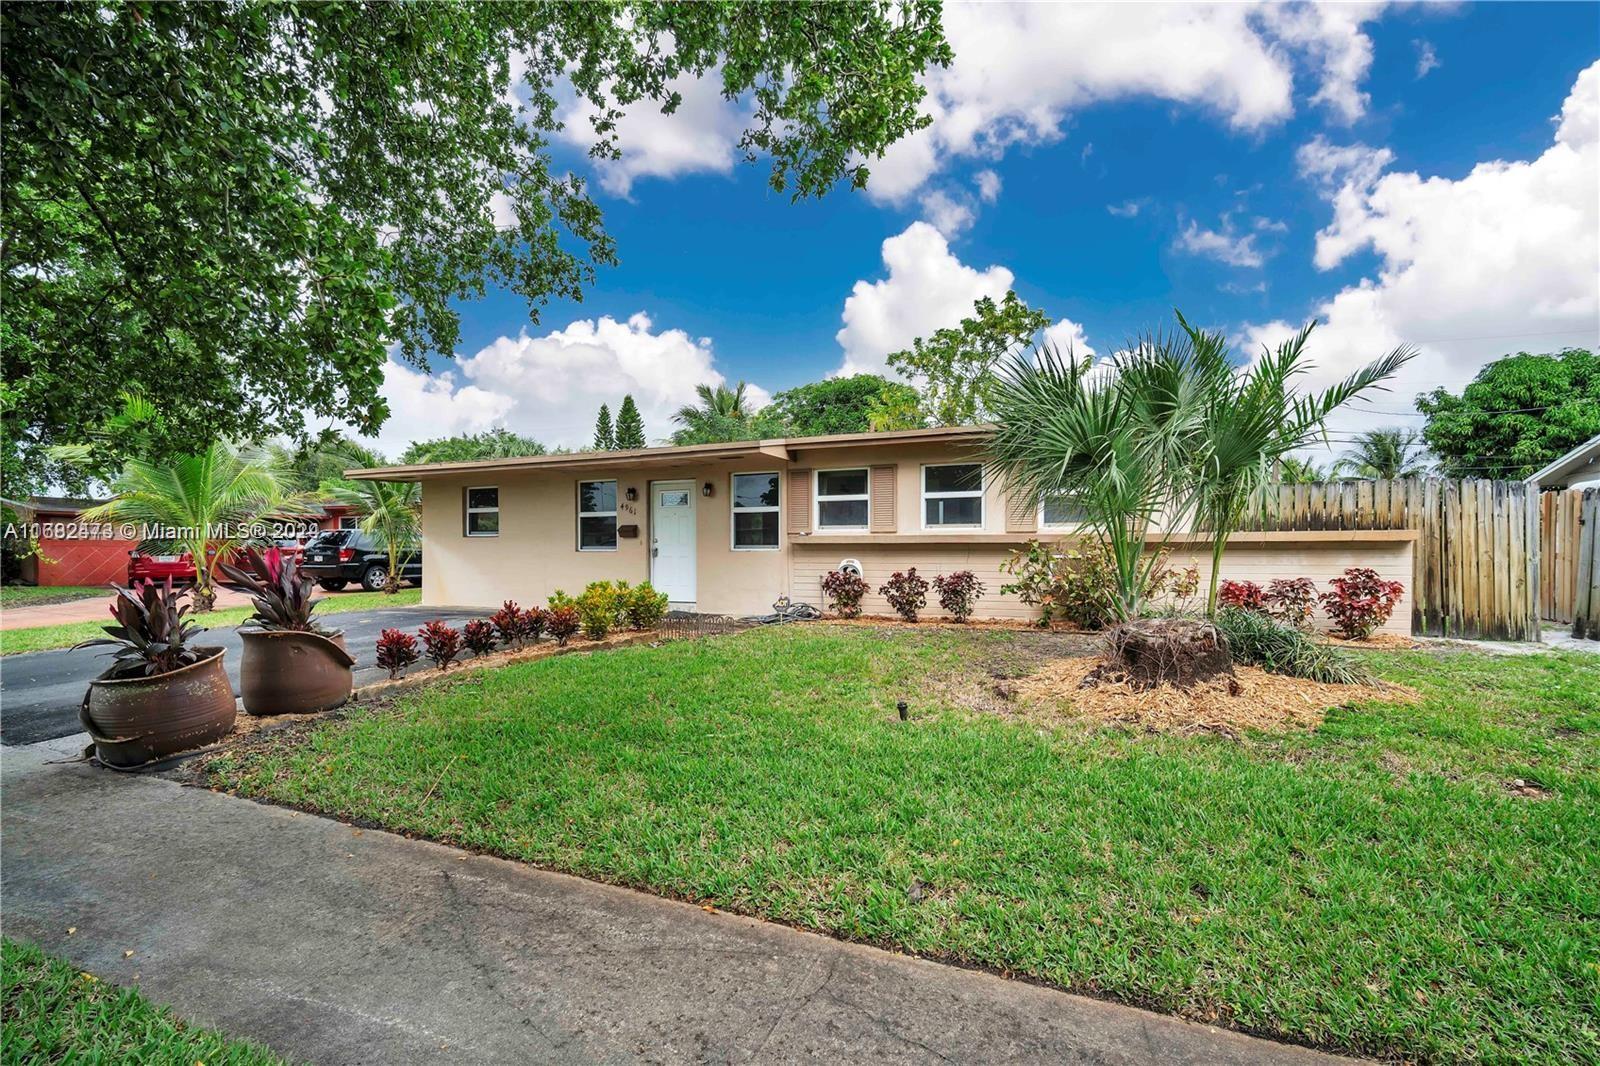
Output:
[
  {"xmin": 1321, "ymin": 631, "xmax": 1425, "ymax": 650},
  {"xmin": 1014, "ymin": 657, "xmax": 1417, "ymax": 737}
]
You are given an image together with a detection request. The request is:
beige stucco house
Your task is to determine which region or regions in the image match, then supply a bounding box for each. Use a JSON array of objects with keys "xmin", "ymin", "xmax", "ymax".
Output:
[{"xmin": 350, "ymin": 425, "xmax": 1416, "ymax": 634}]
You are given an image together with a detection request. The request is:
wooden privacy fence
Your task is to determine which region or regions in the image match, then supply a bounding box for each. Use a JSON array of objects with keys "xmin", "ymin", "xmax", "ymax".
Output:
[
  {"xmin": 1572, "ymin": 489, "xmax": 1600, "ymax": 641},
  {"xmin": 1238, "ymin": 478, "xmax": 1540, "ymax": 640},
  {"xmin": 1540, "ymin": 489, "xmax": 1588, "ymax": 624}
]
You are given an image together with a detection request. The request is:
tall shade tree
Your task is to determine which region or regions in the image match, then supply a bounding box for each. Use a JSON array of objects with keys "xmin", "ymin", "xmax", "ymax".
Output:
[
  {"xmin": 1333, "ymin": 428, "xmax": 1431, "ymax": 480},
  {"xmin": 614, "ymin": 395, "xmax": 646, "ymax": 449},
  {"xmin": 1, "ymin": 2, "xmax": 950, "ymax": 489},
  {"xmin": 1417, "ymin": 349, "xmax": 1599, "ymax": 478},
  {"xmin": 671, "ymin": 382, "xmax": 756, "ymax": 445},
  {"xmin": 760, "ymin": 374, "xmax": 922, "ymax": 437},
  {"xmin": 1180, "ymin": 313, "xmax": 1414, "ymax": 614},
  {"xmin": 986, "ymin": 339, "xmax": 1202, "ymax": 621},
  {"xmin": 593, "ymin": 405, "xmax": 616, "ymax": 451},
  {"xmin": 325, "ymin": 478, "xmax": 422, "ymax": 595},
  {"xmin": 887, "ymin": 292, "xmax": 1051, "ymax": 426},
  {"xmin": 397, "ymin": 429, "xmax": 545, "ymax": 465},
  {"xmin": 80, "ymin": 443, "xmax": 318, "ymax": 610}
]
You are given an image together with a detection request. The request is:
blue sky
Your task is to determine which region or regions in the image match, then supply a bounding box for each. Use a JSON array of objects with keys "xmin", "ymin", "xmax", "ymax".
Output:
[{"xmin": 368, "ymin": 3, "xmax": 1600, "ymax": 458}]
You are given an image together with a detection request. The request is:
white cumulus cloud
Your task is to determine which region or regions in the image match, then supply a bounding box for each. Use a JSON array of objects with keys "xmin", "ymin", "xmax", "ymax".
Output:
[
  {"xmin": 834, "ymin": 222, "xmax": 1015, "ymax": 376},
  {"xmin": 1175, "ymin": 217, "xmax": 1270, "ymax": 268}
]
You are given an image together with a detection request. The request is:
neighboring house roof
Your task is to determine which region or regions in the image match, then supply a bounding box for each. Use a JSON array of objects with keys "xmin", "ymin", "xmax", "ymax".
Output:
[
  {"xmin": 1525, "ymin": 433, "xmax": 1600, "ymax": 489},
  {"xmin": 3, "ymin": 496, "xmax": 112, "ymax": 516},
  {"xmin": 346, "ymin": 425, "xmax": 995, "ymax": 482}
]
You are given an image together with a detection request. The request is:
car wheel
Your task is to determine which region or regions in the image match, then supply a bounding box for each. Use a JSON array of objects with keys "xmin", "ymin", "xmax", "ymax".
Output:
[
  {"xmin": 360, "ymin": 565, "xmax": 388, "ymax": 592},
  {"xmin": 318, "ymin": 579, "xmax": 348, "ymax": 592}
]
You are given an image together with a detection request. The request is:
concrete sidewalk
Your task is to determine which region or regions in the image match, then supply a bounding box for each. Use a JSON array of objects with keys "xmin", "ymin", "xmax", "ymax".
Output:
[{"xmin": 1, "ymin": 743, "xmax": 1356, "ymax": 1065}]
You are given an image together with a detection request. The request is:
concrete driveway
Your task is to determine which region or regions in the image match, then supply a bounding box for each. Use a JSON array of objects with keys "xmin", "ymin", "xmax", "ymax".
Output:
[{"xmin": 0, "ymin": 605, "xmax": 483, "ymax": 746}]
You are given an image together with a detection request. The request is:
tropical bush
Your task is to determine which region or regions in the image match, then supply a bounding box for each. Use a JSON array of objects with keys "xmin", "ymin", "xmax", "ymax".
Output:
[
  {"xmin": 491, "ymin": 600, "xmax": 524, "ymax": 646},
  {"xmin": 545, "ymin": 604, "xmax": 580, "ymax": 645},
  {"xmin": 1000, "ymin": 539, "xmax": 1160, "ymax": 630},
  {"xmin": 72, "ymin": 578, "xmax": 208, "ymax": 678},
  {"xmin": 623, "ymin": 582, "xmax": 669, "ymax": 630},
  {"xmin": 219, "ymin": 547, "xmax": 324, "ymax": 633},
  {"xmin": 1215, "ymin": 607, "xmax": 1369, "ymax": 685},
  {"xmin": 520, "ymin": 605, "xmax": 546, "ymax": 643},
  {"xmin": 374, "ymin": 628, "xmax": 420, "ymax": 679},
  {"xmin": 933, "ymin": 570, "xmax": 985, "ymax": 622},
  {"xmin": 461, "ymin": 619, "xmax": 497, "ymax": 657},
  {"xmin": 1321, "ymin": 568, "xmax": 1405, "ymax": 639},
  {"xmin": 820, "ymin": 568, "xmax": 868, "ymax": 618},
  {"xmin": 1218, "ymin": 579, "xmax": 1266, "ymax": 612},
  {"xmin": 418, "ymin": 620, "xmax": 463, "ymax": 670},
  {"xmin": 879, "ymin": 568, "xmax": 929, "ymax": 622},
  {"xmin": 1265, "ymin": 577, "xmax": 1318, "ymax": 630}
]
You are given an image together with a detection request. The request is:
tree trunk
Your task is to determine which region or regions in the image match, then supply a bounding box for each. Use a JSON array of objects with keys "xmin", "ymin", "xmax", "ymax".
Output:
[{"xmin": 1088, "ymin": 617, "xmax": 1238, "ymax": 691}]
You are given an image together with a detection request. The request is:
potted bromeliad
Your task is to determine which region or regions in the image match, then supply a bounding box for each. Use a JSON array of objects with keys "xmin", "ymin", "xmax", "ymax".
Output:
[
  {"xmin": 221, "ymin": 548, "xmax": 356, "ymax": 715},
  {"xmin": 74, "ymin": 578, "xmax": 236, "ymax": 769}
]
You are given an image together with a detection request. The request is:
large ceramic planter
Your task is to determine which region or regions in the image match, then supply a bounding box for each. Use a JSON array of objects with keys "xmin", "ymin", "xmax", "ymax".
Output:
[
  {"xmin": 79, "ymin": 647, "xmax": 236, "ymax": 769},
  {"xmin": 238, "ymin": 628, "xmax": 356, "ymax": 716}
]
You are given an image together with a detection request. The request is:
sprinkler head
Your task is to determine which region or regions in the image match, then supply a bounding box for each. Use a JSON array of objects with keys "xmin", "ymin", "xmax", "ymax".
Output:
[{"xmin": 897, "ymin": 700, "xmax": 908, "ymax": 721}]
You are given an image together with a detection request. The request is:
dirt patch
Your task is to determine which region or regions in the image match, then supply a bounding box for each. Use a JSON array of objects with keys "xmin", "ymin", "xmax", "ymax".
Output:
[
  {"xmin": 1504, "ymin": 778, "xmax": 1553, "ymax": 799},
  {"xmin": 817, "ymin": 614, "xmax": 1091, "ymax": 633},
  {"xmin": 1013, "ymin": 657, "xmax": 1417, "ymax": 737},
  {"xmin": 1321, "ymin": 632, "xmax": 1424, "ymax": 651}
]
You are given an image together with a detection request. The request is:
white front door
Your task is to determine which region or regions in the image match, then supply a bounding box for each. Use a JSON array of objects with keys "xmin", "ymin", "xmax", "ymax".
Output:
[{"xmin": 650, "ymin": 480, "xmax": 697, "ymax": 605}]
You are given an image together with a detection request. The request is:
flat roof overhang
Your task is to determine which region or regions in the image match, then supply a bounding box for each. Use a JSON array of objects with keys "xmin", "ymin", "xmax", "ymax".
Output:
[{"xmin": 345, "ymin": 425, "xmax": 993, "ymax": 482}]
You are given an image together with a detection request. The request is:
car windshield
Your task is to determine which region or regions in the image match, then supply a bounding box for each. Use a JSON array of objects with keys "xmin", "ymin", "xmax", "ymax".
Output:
[{"xmin": 308, "ymin": 530, "xmax": 351, "ymax": 548}]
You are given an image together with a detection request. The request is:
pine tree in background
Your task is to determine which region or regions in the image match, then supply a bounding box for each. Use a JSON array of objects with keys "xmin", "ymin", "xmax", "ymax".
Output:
[
  {"xmin": 615, "ymin": 395, "xmax": 646, "ymax": 449},
  {"xmin": 593, "ymin": 404, "xmax": 615, "ymax": 450}
]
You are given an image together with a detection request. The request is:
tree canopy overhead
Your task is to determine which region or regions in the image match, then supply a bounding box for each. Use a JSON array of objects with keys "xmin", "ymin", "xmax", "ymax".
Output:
[
  {"xmin": 2, "ymin": 2, "xmax": 950, "ymax": 489},
  {"xmin": 1417, "ymin": 349, "xmax": 1599, "ymax": 479},
  {"xmin": 760, "ymin": 374, "xmax": 921, "ymax": 438},
  {"xmin": 887, "ymin": 292, "xmax": 1051, "ymax": 426}
]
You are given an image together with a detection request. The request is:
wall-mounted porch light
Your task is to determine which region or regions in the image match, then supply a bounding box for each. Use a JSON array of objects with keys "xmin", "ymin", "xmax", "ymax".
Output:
[
  {"xmin": 702, "ymin": 482, "xmax": 714, "ymax": 497},
  {"xmin": 625, "ymin": 486, "xmax": 638, "ymax": 502}
]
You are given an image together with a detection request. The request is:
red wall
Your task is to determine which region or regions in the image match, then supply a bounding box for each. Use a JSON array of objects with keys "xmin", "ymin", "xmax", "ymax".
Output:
[{"xmin": 35, "ymin": 531, "xmax": 136, "ymax": 587}]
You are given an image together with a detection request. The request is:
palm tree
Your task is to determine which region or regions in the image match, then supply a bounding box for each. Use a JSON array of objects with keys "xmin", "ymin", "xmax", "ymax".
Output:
[
  {"xmin": 81, "ymin": 443, "xmax": 318, "ymax": 610},
  {"xmin": 326, "ymin": 477, "xmax": 421, "ymax": 594},
  {"xmin": 1333, "ymin": 428, "xmax": 1430, "ymax": 479},
  {"xmin": 671, "ymin": 382, "xmax": 755, "ymax": 445},
  {"xmin": 1274, "ymin": 456, "xmax": 1330, "ymax": 484},
  {"xmin": 987, "ymin": 337, "xmax": 1203, "ymax": 621},
  {"xmin": 1180, "ymin": 313, "xmax": 1414, "ymax": 614}
]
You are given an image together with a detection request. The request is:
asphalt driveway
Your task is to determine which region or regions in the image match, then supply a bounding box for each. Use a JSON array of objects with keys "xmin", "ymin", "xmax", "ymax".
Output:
[{"xmin": 0, "ymin": 606, "xmax": 483, "ymax": 746}]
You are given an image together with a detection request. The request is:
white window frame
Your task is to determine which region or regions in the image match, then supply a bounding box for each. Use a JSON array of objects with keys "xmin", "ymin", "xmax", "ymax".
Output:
[
  {"xmin": 576, "ymin": 479, "xmax": 618, "ymax": 552},
  {"xmin": 338, "ymin": 515, "xmax": 360, "ymax": 530},
  {"xmin": 814, "ymin": 468, "xmax": 871, "ymax": 531},
  {"xmin": 465, "ymin": 486, "xmax": 500, "ymax": 537},
  {"xmin": 730, "ymin": 471, "xmax": 781, "ymax": 551},
  {"xmin": 921, "ymin": 463, "xmax": 985, "ymax": 530},
  {"xmin": 1038, "ymin": 492, "xmax": 1088, "ymax": 532}
]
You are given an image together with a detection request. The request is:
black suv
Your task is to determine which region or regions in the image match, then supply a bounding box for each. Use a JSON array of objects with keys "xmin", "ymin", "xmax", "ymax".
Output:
[{"xmin": 300, "ymin": 529, "xmax": 423, "ymax": 592}]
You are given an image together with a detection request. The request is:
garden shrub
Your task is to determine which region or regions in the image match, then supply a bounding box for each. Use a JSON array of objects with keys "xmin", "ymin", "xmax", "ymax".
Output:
[
  {"xmin": 623, "ymin": 582, "xmax": 669, "ymax": 630},
  {"xmin": 461, "ymin": 619, "xmax": 497, "ymax": 657},
  {"xmin": 545, "ymin": 604, "xmax": 580, "ymax": 645},
  {"xmin": 1265, "ymin": 577, "xmax": 1318, "ymax": 630},
  {"xmin": 490, "ymin": 600, "xmax": 523, "ymax": 646},
  {"xmin": 879, "ymin": 568, "xmax": 929, "ymax": 622},
  {"xmin": 1215, "ymin": 607, "xmax": 1369, "ymax": 685},
  {"xmin": 417, "ymin": 620, "xmax": 463, "ymax": 671},
  {"xmin": 932, "ymin": 570, "xmax": 985, "ymax": 622},
  {"xmin": 572, "ymin": 582, "xmax": 630, "ymax": 639},
  {"xmin": 1320, "ymin": 567, "xmax": 1405, "ymax": 639},
  {"xmin": 520, "ymin": 605, "xmax": 546, "ymax": 643},
  {"xmin": 820, "ymin": 568, "xmax": 868, "ymax": 618},
  {"xmin": 374, "ymin": 628, "xmax": 420, "ymax": 679},
  {"xmin": 999, "ymin": 539, "xmax": 1144, "ymax": 629},
  {"xmin": 1218, "ymin": 579, "xmax": 1266, "ymax": 612}
]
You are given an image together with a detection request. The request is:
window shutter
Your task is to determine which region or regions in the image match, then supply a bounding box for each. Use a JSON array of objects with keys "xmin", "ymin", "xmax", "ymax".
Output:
[
  {"xmin": 787, "ymin": 468, "xmax": 812, "ymax": 533},
  {"xmin": 1005, "ymin": 490, "xmax": 1037, "ymax": 534},
  {"xmin": 869, "ymin": 465, "xmax": 897, "ymax": 533}
]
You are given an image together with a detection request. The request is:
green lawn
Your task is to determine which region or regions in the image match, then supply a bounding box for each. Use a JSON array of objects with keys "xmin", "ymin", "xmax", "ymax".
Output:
[
  {"xmin": 1, "ymin": 938, "xmax": 284, "ymax": 1064},
  {"xmin": 205, "ymin": 626, "xmax": 1600, "ymax": 1063},
  {"xmin": 0, "ymin": 588, "xmax": 421, "ymax": 656},
  {"xmin": 0, "ymin": 585, "xmax": 103, "ymax": 609}
]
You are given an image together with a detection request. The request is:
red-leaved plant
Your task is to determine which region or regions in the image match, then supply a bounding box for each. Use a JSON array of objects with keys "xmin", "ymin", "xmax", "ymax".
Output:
[
  {"xmin": 375, "ymin": 628, "xmax": 420, "ymax": 679},
  {"xmin": 932, "ymin": 570, "xmax": 985, "ymax": 622},
  {"xmin": 1218, "ymin": 579, "xmax": 1266, "ymax": 612},
  {"xmin": 520, "ymin": 605, "xmax": 546, "ymax": 643},
  {"xmin": 545, "ymin": 604, "xmax": 580, "ymax": 646},
  {"xmin": 1320, "ymin": 568, "xmax": 1405, "ymax": 639},
  {"xmin": 879, "ymin": 568, "xmax": 930, "ymax": 622},
  {"xmin": 490, "ymin": 600, "xmax": 523, "ymax": 646},
  {"xmin": 462, "ymin": 619, "xmax": 498, "ymax": 657},
  {"xmin": 219, "ymin": 547, "xmax": 324, "ymax": 633},
  {"xmin": 1265, "ymin": 577, "xmax": 1318, "ymax": 630},
  {"xmin": 73, "ymin": 578, "xmax": 209, "ymax": 678},
  {"xmin": 820, "ymin": 568, "xmax": 868, "ymax": 619},
  {"xmin": 418, "ymin": 620, "xmax": 463, "ymax": 670}
]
